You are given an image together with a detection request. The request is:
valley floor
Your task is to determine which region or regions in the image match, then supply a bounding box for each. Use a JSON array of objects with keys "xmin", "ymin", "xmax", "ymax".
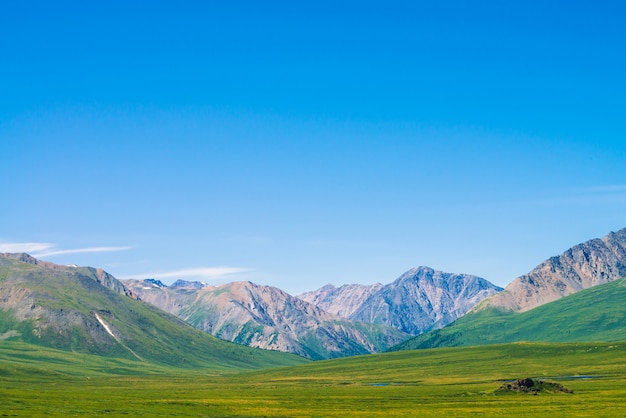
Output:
[{"xmin": 2, "ymin": 342, "xmax": 626, "ymax": 416}]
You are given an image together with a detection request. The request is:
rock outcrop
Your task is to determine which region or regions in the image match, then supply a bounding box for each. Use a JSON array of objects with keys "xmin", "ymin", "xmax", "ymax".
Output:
[{"xmin": 496, "ymin": 378, "xmax": 572, "ymax": 394}]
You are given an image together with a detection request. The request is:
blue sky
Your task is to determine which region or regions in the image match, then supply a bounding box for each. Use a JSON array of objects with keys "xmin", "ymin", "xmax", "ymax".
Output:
[{"xmin": 1, "ymin": 1, "xmax": 625, "ymax": 294}]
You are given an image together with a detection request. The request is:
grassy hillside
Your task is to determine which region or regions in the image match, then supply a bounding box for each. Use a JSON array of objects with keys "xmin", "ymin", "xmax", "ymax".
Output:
[
  {"xmin": 3, "ymin": 341, "xmax": 626, "ymax": 416},
  {"xmin": 0, "ymin": 255, "xmax": 307, "ymax": 370},
  {"xmin": 392, "ymin": 277, "xmax": 626, "ymax": 351}
]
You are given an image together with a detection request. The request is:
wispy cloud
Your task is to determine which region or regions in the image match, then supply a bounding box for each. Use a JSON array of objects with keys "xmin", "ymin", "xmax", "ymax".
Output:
[
  {"xmin": 0, "ymin": 241, "xmax": 132, "ymax": 258},
  {"xmin": 131, "ymin": 267, "xmax": 252, "ymax": 280},
  {"xmin": 33, "ymin": 246, "xmax": 134, "ymax": 257},
  {"xmin": 0, "ymin": 242, "xmax": 55, "ymax": 253}
]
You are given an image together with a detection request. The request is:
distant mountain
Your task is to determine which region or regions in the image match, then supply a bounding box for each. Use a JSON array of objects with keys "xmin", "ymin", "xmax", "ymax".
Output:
[
  {"xmin": 298, "ymin": 283, "xmax": 384, "ymax": 318},
  {"xmin": 391, "ymin": 228, "xmax": 626, "ymax": 351},
  {"xmin": 391, "ymin": 276, "xmax": 626, "ymax": 351},
  {"xmin": 124, "ymin": 279, "xmax": 410, "ymax": 360},
  {"xmin": 299, "ymin": 267, "xmax": 503, "ymax": 335},
  {"xmin": 0, "ymin": 253, "xmax": 306, "ymax": 370},
  {"xmin": 479, "ymin": 228, "xmax": 626, "ymax": 313},
  {"xmin": 125, "ymin": 280, "xmax": 409, "ymax": 360},
  {"xmin": 171, "ymin": 279, "xmax": 207, "ymax": 289},
  {"xmin": 144, "ymin": 278, "xmax": 167, "ymax": 288}
]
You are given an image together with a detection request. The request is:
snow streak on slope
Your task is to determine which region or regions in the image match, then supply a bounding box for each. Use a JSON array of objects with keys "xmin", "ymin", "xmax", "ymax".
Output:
[{"xmin": 94, "ymin": 313, "xmax": 144, "ymax": 362}]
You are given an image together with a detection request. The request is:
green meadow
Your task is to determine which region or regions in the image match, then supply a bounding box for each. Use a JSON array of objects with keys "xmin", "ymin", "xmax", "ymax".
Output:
[{"xmin": 3, "ymin": 341, "xmax": 626, "ymax": 416}]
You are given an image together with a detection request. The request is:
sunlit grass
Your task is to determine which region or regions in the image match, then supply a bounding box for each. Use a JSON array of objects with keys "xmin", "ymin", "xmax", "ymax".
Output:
[{"xmin": 2, "ymin": 341, "xmax": 626, "ymax": 416}]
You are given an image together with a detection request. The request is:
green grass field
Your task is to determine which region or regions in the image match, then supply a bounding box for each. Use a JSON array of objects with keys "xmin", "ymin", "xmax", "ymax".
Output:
[{"xmin": 3, "ymin": 340, "xmax": 626, "ymax": 416}]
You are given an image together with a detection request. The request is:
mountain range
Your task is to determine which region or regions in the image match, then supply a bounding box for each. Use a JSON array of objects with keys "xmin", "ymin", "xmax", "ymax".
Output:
[
  {"xmin": 3, "ymin": 226, "xmax": 626, "ymax": 366},
  {"xmin": 123, "ymin": 267, "xmax": 501, "ymax": 359},
  {"xmin": 393, "ymin": 276, "xmax": 626, "ymax": 351},
  {"xmin": 394, "ymin": 227, "xmax": 626, "ymax": 350},
  {"xmin": 123, "ymin": 279, "xmax": 409, "ymax": 360},
  {"xmin": 0, "ymin": 253, "xmax": 305, "ymax": 369},
  {"xmin": 298, "ymin": 267, "xmax": 503, "ymax": 335}
]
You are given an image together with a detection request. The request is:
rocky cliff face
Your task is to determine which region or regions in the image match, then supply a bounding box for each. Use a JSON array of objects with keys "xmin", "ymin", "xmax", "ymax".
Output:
[
  {"xmin": 124, "ymin": 279, "xmax": 409, "ymax": 360},
  {"xmin": 480, "ymin": 228, "xmax": 626, "ymax": 312},
  {"xmin": 298, "ymin": 283, "xmax": 384, "ymax": 318},
  {"xmin": 299, "ymin": 267, "xmax": 502, "ymax": 335}
]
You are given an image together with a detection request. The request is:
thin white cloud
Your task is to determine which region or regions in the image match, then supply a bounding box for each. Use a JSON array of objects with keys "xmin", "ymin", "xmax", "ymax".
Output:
[
  {"xmin": 0, "ymin": 242, "xmax": 55, "ymax": 253},
  {"xmin": 0, "ymin": 241, "xmax": 133, "ymax": 258},
  {"xmin": 133, "ymin": 267, "xmax": 252, "ymax": 280},
  {"xmin": 33, "ymin": 246, "xmax": 134, "ymax": 257}
]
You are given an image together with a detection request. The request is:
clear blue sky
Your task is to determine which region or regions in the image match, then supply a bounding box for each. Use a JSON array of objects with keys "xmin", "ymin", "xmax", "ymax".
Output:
[{"xmin": 2, "ymin": 1, "xmax": 625, "ymax": 294}]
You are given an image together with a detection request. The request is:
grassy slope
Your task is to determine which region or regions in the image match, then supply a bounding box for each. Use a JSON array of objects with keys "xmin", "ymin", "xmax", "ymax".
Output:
[
  {"xmin": 0, "ymin": 257, "xmax": 307, "ymax": 370},
  {"xmin": 392, "ymin": 277, "xmax": 626, "ymax": 351},
  {"xmin": 3, "ymin": 341, "xmax": 626, "ymax": 416}
]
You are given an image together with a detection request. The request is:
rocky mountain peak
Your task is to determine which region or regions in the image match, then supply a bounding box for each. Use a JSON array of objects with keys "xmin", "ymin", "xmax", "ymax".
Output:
[
  {"xmin": 300, "ymin": 267, "xmax": 502, "ymax": 335},
  {"xmin": 480, "ymin": 227, "xmax": 626, "ymax": 312},
  {"xmin": 1, "ymin": 253, "xmax": 74, "ymax": 272},
  {"xmin": 0, "ymin": 253, "xmax": 139, "ymax": 300},
  {"xmin": 1, "ymin": 252, "xmax": 39, "ymax": 264},
  {"xmin": 298, "ymin": 282, "xmax": 384, "ymax": 318},
  {"xmin": 143, "ymin": 278, "xmax": 167, "ymax": 288},
  {"xmin": 171, "ymin": 279, "xmax": 208, "ymax": 289}
]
